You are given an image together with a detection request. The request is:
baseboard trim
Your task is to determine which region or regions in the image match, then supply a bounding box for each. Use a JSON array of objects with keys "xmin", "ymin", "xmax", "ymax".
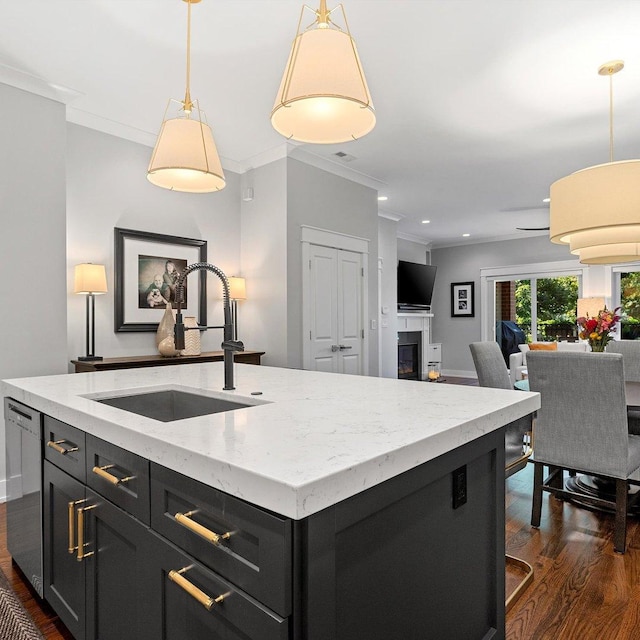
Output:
[{"xmin": 442, "ymin": 369, "xmax": 477, "ymax": 379}]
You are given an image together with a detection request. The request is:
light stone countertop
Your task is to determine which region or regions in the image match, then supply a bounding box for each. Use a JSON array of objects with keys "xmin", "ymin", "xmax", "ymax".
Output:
[{"xmin": 2, "ymin": 363, "xmax": 539, "ymax": 520}]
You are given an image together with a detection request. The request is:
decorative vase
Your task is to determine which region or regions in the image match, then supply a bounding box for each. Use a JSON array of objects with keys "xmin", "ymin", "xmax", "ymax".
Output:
[
  {"xmin": 181, "ymin": 317, "xmax": 201, "ymax": 356},
  {"xmin": 156, "ymin": 303, "xmax": 175, "ymax": 349},
  {"xmin": 590, "ymin": 342, "xmax": 606, "ymax": 352},
  {"xmin": 158, "ymin": 336, "xmax": 180, "ymax": 357}
]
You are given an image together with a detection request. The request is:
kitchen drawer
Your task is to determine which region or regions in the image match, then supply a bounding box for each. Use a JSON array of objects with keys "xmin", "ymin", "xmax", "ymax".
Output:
[
  {"xmin": 44, "ymin": 416, "xmax": 86, "ymax": 482},
  {"xmin": 86, "ymin": 434, "xmax": 150, "ymax": 524},
  {"xmin": 150, "ymin": 463, "xmax": 292, "ymax": 618},
  {"xmin": 144, "ymin": 530, "xmax": 289, "ymax": 640}
]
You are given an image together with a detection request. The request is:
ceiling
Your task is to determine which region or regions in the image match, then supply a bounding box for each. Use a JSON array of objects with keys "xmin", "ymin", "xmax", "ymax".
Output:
[{"xmin": 3, "ymin": 0, "xmax": 640, "ymax": 247}]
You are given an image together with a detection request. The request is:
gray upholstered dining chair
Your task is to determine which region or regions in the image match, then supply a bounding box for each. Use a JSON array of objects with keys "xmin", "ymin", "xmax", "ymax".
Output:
[
  {"xmin": 469, "ymin": 341, "xmax": 534, "ymax": 609},
  {"xmin": 527, "ymin": 351, "xmax": 640, "ymax": 554},
  {"xmin": 606, "ymin": 340, "xmax": 640, "ymax": 434}
]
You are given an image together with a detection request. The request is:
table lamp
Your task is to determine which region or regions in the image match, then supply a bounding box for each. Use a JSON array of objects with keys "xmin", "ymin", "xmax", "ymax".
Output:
[
  {"xmin": 228, "ymin": 277, "xmax": 246, "ymax": 341},
  {"xmin": 577, "ymin": 297, "xmax": 606, "ymax": 319},
  {"xmin": 74, "ymin": 263, "xmax": 108, "ymax": 361}
]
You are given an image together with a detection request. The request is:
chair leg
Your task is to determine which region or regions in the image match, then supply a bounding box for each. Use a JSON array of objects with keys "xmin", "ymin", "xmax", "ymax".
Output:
[
  {"xmin": 614, "ymin": 479, "xmax": 628, "ymax": 554},
  {"xmin": 531, "ymin": 462, "xmax": 543, "ymax": 527}
]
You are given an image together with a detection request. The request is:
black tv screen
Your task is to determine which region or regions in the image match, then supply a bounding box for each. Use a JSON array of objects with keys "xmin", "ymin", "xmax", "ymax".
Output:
[{"xmin": 397, "ymin": 261, "xmax": 437, "ymax": 309}]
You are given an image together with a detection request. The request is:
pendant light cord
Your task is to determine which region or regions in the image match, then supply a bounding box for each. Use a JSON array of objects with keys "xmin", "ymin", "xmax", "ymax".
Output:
[
  {"xmin": 184, "ymin": 0, "xmax": 193, "ymax": 113},
  {"xmin": 609, "ymin": 71, "xmax": 614, "ymax": 163}
]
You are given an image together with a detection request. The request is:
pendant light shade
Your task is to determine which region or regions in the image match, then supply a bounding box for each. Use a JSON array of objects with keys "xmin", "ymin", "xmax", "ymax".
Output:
[
  {"xmin": 147, "ymin": 0, "xmax": 225, "ymax": 193},
  {"xmin": 549, "ymin": 61, "xmax": 640, "ymax": 264},
  {"xmin": 271, "ymin": 1, "xmax": 375, "ymax": 144},
  {"xmin": 148, "ymin": 106, "xmax": 225, "ymax": 193}
]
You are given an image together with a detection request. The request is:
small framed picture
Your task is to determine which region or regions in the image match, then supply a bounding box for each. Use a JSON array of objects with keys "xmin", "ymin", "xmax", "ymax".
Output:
[
  {"xmin": 451, "ymin": 282, "xmax": 475, "ymax": 318},
  {"xmin": 114, "ymin": 228, "xmax": 207, "ymax": 332}
]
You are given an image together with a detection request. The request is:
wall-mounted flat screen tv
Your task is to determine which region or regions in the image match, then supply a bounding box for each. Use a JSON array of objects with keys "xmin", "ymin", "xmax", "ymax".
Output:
[{"xmin": 397, "ymin": 261, "xmax": 437, "ymax": 310}]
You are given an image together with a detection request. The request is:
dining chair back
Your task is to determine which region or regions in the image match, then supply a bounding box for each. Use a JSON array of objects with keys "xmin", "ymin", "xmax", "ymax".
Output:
[
  {"xmin": 606, "ymin": 341, "xmax": 640, "ymax": 382},
  {"xmin": 527, "ymin": 351, "xmax": 640, "ymax": 553},
  {"xmin": 469, "ymin": 341, "xmax": 534, "ymax": 607}
]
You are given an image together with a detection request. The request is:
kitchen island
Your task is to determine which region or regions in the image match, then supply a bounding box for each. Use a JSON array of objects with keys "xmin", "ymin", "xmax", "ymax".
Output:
[{"xmin": 3, "ymin": 363, "xmax": 539, "ymax": 640}]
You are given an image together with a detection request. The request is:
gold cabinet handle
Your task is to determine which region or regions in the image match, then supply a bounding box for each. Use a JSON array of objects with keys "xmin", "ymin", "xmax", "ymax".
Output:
[
  {"xmin": 174, "ymin": 511, "xmax": 231, "ymax": 545},
  {"xmin": 47, "ymin": 440, "xmax": 79, "ymax": 455},
  {"xmin": 92, "ymin": 464, "xmax": 134, "ymax": 485},
  {"xmin": 77, "ymin": 503, "xmax": 97, "ymax": 562},
  {"xmin": 68, "ymin": 501, "xmax": 76, "ymax": 554},
  {"xmin": 168, "ymin": 566, "xmax": 224, "ymax": 611}
]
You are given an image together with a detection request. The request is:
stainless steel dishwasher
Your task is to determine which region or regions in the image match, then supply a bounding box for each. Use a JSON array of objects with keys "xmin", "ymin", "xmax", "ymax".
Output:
[{"xmin": 5, "ymin": 398, "xmax": 43, "ymax": 597}]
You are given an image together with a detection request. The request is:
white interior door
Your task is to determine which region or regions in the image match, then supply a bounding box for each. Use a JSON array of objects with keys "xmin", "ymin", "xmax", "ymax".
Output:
[{"xmin": 307, "ymin": 244, "xmax": 363, "ymax": 374}]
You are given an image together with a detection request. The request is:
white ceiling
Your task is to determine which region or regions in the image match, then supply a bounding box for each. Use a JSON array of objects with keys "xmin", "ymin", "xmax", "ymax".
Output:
[{"xmin": 3, "ymin": 0, "xmax": 640, "ymax": 247}]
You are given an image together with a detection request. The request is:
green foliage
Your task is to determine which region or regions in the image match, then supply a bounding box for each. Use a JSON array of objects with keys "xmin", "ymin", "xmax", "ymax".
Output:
[
  {"xmin": 621, "ymin": 272, "xmax": 640, "ymax": 319},
  {"xmin": 513, "ymin": 276, "xmax": 578, "ymax": 341}
]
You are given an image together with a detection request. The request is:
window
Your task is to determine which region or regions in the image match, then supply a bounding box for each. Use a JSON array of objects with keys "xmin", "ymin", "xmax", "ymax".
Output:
[{"xmin": 617, "ymin": 270, "xmax": 640, "ymax": 340}]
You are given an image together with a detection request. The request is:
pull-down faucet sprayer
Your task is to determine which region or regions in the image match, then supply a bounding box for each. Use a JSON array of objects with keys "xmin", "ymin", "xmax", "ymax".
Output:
[{"xmin": 174, "ymin": 263, "xmax": 244, "ymax": 390}]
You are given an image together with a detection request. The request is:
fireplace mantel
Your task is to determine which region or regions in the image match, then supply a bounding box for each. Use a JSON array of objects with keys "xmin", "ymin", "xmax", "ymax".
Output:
[{"xmin": 397, "ymin": 312, "xmax": 440, "ymax": 381}]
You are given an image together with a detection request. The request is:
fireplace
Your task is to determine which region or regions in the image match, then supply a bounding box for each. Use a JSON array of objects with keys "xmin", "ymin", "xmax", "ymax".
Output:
[{"xmin": 398, "ymin": 331, "xmax": 422, "ymax": 380}]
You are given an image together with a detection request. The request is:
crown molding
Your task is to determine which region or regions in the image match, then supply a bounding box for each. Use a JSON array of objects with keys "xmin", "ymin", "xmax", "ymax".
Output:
[
  {"xmin": 432, "ymin": 230, "xmax": 549, "ymax": 249},
  {"xmin": 378, "ymin": 210, "xmax": 403, "ymax": 222},
  {"xmin": 0, "ymin": 62, "xmax": 83, "ymax": 104},
  {"xmin": 397, "ymin": 231, "xmax": 432, "ymax": 247}
]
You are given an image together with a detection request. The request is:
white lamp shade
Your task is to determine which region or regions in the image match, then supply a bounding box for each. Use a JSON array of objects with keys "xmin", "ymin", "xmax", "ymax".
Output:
[
  {"xmin": 228, "ymin": 277, "xmax": 246, "ymax": 300},
  {"xmin": 577, "ymin": 297, "xmax": 606, "ymax": 319},
  {"xmin": 147, "ymin": 116, "xmax": 226, "ymax": 193},
  {"xmin": 74, "ymin": 264, "xmax": 108, "ymax": 295},
  {"xmin": 550, "ymin": 160, "xmax": 640, "ymax": 264},
  {"xmin": 271, "ymin": 27, "xmax": 375, "ymax": 144}
]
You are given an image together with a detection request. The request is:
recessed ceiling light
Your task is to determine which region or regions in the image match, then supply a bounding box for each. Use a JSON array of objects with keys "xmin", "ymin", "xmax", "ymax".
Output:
[
  {"xmin": 422, "ymin": 220, "xmax": 430, "ymax": 224},
  {"xmin": 462, "ymin": 233, "xmax": 470, "ymax": 237},
  {"xmin": 543, "ymin": 197, "xmax": 551, "ymax": 203},
  {"xmin": 378, "ymin": 196, "xmax": 388, "ymax": 201}
]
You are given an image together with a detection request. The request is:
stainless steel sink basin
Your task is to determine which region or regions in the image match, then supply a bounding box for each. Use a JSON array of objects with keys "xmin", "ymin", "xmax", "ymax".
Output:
[{"xmin": 95, "ymin": 390, "xmax": 256, "ymax": 422}]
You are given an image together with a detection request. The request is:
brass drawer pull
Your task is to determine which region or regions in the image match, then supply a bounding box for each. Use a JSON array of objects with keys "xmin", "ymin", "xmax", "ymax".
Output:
[
  {"xmin": 77, "ymin": 503, "xmax": 97, "ymax": 562},
  {"xmin": 92, "ymin": 464, "xmax": 134, "ymax": 485},
  {"xmin": 168, "ymin": 566, "xmax": 224, "ymax": 611},
  {"xmin": 47, "ymin": 440, "xmax": 79, "ymax": 455},
  {"xmin": 174, "ymin": 511, "xmax": 231, "ymax": 545}
]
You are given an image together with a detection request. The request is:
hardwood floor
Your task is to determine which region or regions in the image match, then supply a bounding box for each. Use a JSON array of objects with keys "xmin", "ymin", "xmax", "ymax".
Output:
[{"xmin": 0, "ymin": 502, "xmax": 72, "ymax": 640}]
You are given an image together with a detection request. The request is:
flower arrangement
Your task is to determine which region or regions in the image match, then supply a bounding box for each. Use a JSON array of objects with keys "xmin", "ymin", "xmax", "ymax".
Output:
[{"xmin": 577, "ymin": 306, "xmax": 621, "ymax": 352}]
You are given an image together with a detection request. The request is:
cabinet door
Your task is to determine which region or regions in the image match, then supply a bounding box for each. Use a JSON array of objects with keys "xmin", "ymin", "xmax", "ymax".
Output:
[
  {"xmin": 144, "ymin": 531, "xmax": 289, "ymax": 640},
  {"xmin": 83, "ymin": 488, "xmax": 155, "ymax": 640},
  {"xmin": 43, "ymin": 460, "xmax": 86, "ymax": 640}
]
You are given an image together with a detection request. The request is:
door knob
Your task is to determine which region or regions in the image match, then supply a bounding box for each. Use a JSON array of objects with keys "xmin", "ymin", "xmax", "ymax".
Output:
[{"xmin": 331, "ymin": 345, "xmax": 340, "ymax": 352}]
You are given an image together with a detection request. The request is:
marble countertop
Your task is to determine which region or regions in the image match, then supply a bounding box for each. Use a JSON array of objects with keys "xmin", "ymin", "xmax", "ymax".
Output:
[{"xmin": 2, "ymin": 363, "xmax": 539, "ymax": 520}]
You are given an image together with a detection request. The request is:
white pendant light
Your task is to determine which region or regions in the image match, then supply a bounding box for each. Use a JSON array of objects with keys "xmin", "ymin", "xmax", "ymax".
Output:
[
  {"xmin": 147, "ymin": 0, "xmax": 225, "ymax": 193},
  {"xmin": 271, "ymin": 0, "xmax": 375, "ymax": 144},
  {"xmin": 550, "ymin": 61, "xmax": 640, "ymax": 264}
]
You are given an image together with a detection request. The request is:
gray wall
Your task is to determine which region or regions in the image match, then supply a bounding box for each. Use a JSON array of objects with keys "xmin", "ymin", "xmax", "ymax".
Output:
[
  {"xmin": 240, "ymin": 159, "xmax": 288, "ymax": 367},
  {"xmin": 378, "ymin": 217, "xmax": 398, "ymax": 378},
  {"xmin": 66, "ymin": 123, "xmax": 242, "ymax": 362},
  {"xmin": 431, "ymin": 235, "xmax": 574, "ymax": 375},
  {"xmin": 286, "ymin": 159, "xmax": 379, "ymax": 372},
  {"xmin": 398, "ymin": 238, "xmax": 429, "ymax": 264},
  {"xmin": 0, "ymin": 84, "xmax": 67, "ymax": 497}
]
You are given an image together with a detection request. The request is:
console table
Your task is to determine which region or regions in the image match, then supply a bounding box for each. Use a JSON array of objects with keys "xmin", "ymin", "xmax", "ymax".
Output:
[{"xmin": 71, "ymin": 350, "xmax": 265, "ymax": 373}]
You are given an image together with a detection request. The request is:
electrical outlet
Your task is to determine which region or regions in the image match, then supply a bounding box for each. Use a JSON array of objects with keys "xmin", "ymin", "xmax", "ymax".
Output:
[{"xmin": 452, "ymin": 465, "xmax": 467, "ymax": 509}]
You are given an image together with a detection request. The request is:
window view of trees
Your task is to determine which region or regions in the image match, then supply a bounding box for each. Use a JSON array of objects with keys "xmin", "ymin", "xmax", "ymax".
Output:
[
  {"xmin": 620, "ymin": 272, "xmax": 640, "ymax": 340},
  {"xmin": 514, "ymin": 276, "xmax": 579, "ymax": 341}
]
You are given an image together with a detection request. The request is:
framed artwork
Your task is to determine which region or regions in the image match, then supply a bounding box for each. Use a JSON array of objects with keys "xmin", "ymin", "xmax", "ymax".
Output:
[
  {"xmin": 114, "ymin": 228, "xmax": 207, "ymax": 332},
  {"xmin": 451, "ymin": 282, "xmax": 475, "ymax": 318}
]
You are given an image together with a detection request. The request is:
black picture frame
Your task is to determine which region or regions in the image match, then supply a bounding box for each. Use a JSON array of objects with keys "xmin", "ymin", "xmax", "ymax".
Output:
[
  {"xmin": 451, "ymin": 282, "xmax": 475, "ymax": 318},
  {"xmin": 114, "ymin": 228, "xmax": 207, "ymax": 332}
]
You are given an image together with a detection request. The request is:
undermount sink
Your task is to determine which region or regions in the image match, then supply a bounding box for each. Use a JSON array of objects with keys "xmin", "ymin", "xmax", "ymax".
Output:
[{"xmin": 95, "ymin": 389, "xmax": 258, "ymax": 422}]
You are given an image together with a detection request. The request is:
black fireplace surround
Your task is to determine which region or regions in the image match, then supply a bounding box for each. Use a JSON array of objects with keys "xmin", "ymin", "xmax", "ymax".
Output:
[{"xmin": 398, "ymin": 331, "xmax": 422, "ymax": 380}]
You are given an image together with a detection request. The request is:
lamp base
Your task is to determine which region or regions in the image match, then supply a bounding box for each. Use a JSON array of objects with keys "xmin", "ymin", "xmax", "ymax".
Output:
[{"xmin": 77, "ymin": 355, "xmax": 103, "ymax": 361}]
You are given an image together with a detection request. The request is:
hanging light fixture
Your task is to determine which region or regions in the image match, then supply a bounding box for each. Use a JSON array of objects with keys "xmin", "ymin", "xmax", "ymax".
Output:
[
  {"xmin": 147, "ymin": 0, "xmax": 225, "ymax": 193},
  {"xmin": 550, "ymin": 61, "xmax": 640, "ymax": 264},
  {"xmin": 271, "ymin": 0, "xmax": 375, "ymax": 144}
]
